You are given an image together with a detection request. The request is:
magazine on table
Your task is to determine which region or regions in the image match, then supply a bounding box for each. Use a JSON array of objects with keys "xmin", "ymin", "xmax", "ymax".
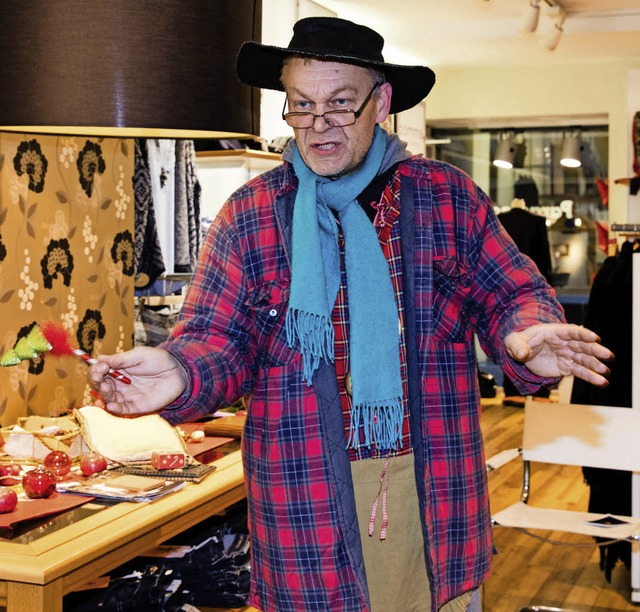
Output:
[{"xmin": 57, "ymin": 473, "xmax": 185, "ymax": 502}]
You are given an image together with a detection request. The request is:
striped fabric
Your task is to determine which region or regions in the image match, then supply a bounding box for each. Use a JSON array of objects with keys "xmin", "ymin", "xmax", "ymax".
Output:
[{"xmin": 161, "ymin": 155, "xmax": 564, "ymax": 611}]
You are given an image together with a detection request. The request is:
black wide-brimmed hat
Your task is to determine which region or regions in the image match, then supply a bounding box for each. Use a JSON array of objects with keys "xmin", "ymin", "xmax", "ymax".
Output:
[{"xmin": 236, "ymin": 17, "xmax": 436, "ymax": 115}]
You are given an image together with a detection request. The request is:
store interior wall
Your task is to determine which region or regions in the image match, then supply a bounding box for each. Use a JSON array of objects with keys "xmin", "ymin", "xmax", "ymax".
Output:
[{"xmin": 259, "ymin": 0, "xmax": 640, "ymax": 232}]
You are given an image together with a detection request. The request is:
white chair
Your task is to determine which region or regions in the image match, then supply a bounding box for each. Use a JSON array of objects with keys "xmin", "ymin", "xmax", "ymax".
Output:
[{"xmin": 489, "ymin": 397, "xmax": 640, "ymax": 609}]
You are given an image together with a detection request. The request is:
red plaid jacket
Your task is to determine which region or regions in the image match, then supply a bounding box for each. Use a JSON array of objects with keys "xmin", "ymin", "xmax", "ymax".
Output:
[{"xmin": 161, "ymin": 156, "xmax": 563, "ymax": 611}]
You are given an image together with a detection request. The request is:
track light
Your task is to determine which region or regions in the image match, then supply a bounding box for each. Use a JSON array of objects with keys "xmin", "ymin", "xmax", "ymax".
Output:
[
  {"xmin": 540, "ymin": 6, "xmax": 566, "ymax": 51},
  {"xmin": 494, "ymin": 134, "xmax": 516, "ymax": 169},
  {"xmin": 520, "ymin": 0, "xmax": 541, "ymax": 33},
  {"xmin": 560, "ymin": 134, "xmax": 582, "ymax": 168}
]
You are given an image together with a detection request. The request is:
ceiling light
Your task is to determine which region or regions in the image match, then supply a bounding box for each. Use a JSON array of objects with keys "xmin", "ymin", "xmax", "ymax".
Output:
[
  {"xmin": 540, "ymin": 6, "xmax": 566, "ymax": 51},
  {"xmin": 560, "ymin": 134, "xmax": 582, "ymax": 168},
  {"xmin": 493, "ymin": 134, "xmax": 516, "ymax": 169},
  {"xmin": 520, "ymin": 0, "xmax": 541, "ymax": 33}
]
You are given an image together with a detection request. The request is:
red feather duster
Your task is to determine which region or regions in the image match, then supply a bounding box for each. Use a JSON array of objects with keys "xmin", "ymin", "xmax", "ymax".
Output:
[{"xmin": 40, "ymin": 320, "xmax": 131, "ymax": 384}]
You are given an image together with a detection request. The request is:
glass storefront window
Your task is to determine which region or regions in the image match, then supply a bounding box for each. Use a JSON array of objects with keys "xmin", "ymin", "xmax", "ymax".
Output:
[{"xmin": 430, "ymin": 125, "xmax": 609, "ymax": 291}]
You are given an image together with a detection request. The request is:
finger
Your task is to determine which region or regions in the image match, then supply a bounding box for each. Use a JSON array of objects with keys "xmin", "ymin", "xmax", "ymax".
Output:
[
  {"xmin": 89, "ymin": 369, "xmax": 107, "ymax": 386},
  {"xmin": 569, "ymin": 362, "xmax": 610, "ymax": 387},
  {"xmin": 105, "ymin": 401, "xmax": 128, "ymax": 416},
  {"xmin": 552, "ymin": 324, "xmax": 600, "ymax": 342},
  {"xmin": 505, "ymin": 334, "xmax": 529, "ymax": 362},
  {"xmin": 95, "ymin": 380, "xmax": 115, "ymax": 401},
  {"xmin": 96, "ymin": 352, "xmax": 138, "ymax": 371},
  {"xmin": 570, "ymin": 351, "xmax": 612, "ymax": 376},
  {"xmin": 566, "ymin": 339, "xmax": 614, "ymax": 362}
]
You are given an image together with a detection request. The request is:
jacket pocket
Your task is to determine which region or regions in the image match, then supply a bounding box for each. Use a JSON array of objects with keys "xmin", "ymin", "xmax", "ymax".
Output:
[
  {"xmin": 432, "ymin": 256, "xmax": 472, "ymax": 342},
  {"xmin": 246, "ymin": 279, "xmax": 296, "ymax": 367}
]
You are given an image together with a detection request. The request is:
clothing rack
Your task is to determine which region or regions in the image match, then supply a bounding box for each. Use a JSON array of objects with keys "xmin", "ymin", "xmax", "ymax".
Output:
[
  {"xmin": 611, "ymin": 223, "xmax": 640, "ymax": 237},
  {"xmin": 574, "ymin": 234, "xmax": 640, "ymax": 600},
  {"xmin": 605, "ymin": 228, "xmax": 640, "ymax": 599},
  {"xmin": 156, "ymin": 272, "xmax": 193, "ymax": 282},
  {"xmin": 135, "ymin": 295, "xmax": 184, "ymax": 307}
]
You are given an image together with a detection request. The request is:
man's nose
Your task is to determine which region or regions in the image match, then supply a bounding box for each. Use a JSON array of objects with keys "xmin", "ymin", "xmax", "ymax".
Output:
[{"xmin": 311, "ymin": 113, "xmax": 332, "ymax": 133}]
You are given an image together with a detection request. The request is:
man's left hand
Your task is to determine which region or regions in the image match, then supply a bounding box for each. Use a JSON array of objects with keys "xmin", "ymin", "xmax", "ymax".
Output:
[{"xmin": 505, "ymin": 323, "xmax": 613, "ymax": 387}]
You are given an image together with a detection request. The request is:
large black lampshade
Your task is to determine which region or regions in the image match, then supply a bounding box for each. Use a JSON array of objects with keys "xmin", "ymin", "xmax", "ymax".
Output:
[{"xmin": 0, "ymin": 0, "xmax": 262, "ymax": 138}]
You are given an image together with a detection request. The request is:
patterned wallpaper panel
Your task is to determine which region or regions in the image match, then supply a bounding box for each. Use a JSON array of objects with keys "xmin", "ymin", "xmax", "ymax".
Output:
[{"xmin": 0, "ymin": 133, "xmax": 135, "ymax": 426}]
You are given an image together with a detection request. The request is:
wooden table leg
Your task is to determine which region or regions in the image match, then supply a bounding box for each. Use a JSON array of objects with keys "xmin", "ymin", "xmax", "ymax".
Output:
[{"xmin": 6, "ymin": 579, "xmax": 63, "ymax": 612}]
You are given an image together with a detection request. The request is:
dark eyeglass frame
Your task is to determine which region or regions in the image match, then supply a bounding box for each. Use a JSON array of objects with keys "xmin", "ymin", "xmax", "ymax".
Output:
[{"xmin": 282, "ymin": 82, "xmax": 382, "ymax": 129}]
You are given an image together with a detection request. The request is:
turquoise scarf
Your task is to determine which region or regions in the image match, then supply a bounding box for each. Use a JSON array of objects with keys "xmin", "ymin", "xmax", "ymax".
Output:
[{"xmin": 286, "ymin": 126, "xmax": 403, "ymax": 451}]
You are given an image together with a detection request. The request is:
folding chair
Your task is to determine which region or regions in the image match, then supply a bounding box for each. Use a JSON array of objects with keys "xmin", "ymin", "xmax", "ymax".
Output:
[{"xmin": 489, "ymin": 397, "xmax": 640, "ymax": 609}]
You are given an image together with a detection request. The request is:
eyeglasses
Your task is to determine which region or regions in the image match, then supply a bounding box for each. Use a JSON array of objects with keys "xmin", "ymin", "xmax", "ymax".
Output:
[{"xmin": 282, "ymin": 83, "xmax": 381, "ymax": 129}]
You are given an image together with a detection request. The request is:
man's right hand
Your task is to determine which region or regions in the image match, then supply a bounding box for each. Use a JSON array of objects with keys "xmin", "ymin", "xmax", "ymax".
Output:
[{"xmin": 88, "ymin": 346, "xmax": 188, "ymax": 416}]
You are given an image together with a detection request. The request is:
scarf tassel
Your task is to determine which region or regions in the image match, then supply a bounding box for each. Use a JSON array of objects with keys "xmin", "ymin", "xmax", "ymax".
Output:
[
  {"xmin": 286, "ymin": 308, "xmax": 335, "ymax": 385},
  {"xmin": 347, "ymin": 399, "xmax": 404, "ymax": 451}
]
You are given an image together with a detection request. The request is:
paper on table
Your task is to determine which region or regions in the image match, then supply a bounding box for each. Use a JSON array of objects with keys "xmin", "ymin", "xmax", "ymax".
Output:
[{"xmin": 0, "ymin": 492, "xmax": 92, "ymax": 530}]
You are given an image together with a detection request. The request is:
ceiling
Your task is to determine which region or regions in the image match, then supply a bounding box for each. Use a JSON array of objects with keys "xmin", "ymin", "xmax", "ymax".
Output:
[{"xmin": 315, "ymin": 0, "xmax": 640, "ymax": 69}]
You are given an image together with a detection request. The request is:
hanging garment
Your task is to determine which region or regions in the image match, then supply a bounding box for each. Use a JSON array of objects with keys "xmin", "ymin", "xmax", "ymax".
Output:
[
  {"xmin": 571, "ymin": 239, "xmax": 636, "ymax": 581},
  {"xmin": 133, "ymin": 139, "xmax": 165, "ymax": 288},
  {"xmin": 174, "ymin": 139, "xmax": 201, "ymax": 274},
  {"xmin": 134, "ymin": 140, "xmax": 202, "ymax": 290},
  {"xmin": 497, "ymin": 206, "xmax": 552, "ymax": 283},
  {"xmin": 147, "ymin": 139, "xmax": 177, "ymax": 274},
  {"xmin": 498, "ymin": 204, "xmax": 553, "ymax": 399}
]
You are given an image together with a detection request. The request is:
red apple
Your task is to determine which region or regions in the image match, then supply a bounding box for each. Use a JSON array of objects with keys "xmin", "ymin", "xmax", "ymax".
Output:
[
  {"xmin": 0, "ymin": 463, "xmax": 23, "ymax": 486},
  {"xmin": 0, "ymin": 488, "xmax": 18, "ymax": 513},
  {"xmin": 43, "ymin": 450, "xmax": 72, "ymax": 479},
  {"xmin": 80, "ymin": 452, "xmax": 108, "ymax": 476},
  {"xmin": 0, "ymin": 464, "xmax": 22, "ymax": 477},
  {"xmin": 22, "ymin": 466, "xmax": 56, "ymax": 498}
]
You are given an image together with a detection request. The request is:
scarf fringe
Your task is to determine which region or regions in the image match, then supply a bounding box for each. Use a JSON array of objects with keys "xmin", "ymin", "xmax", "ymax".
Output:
[
  {"xmin": 286, "ymin": 307, "xmax": 335, "ymax": 385},
  {"xmin": 347, "ymin": 398, "xmax": 404, "ymax": 451}
]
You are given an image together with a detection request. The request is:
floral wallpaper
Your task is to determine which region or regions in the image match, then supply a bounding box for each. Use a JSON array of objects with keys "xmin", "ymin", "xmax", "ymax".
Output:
[{"xmin": 0, "ymin": 133, "xmax": 135, "ymax": 426}]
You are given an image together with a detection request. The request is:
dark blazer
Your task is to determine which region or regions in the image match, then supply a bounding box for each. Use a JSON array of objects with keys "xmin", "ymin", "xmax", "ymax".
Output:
[{"xmin": 497, "ymin": 207, "xmax": 553, "ymax": 283}]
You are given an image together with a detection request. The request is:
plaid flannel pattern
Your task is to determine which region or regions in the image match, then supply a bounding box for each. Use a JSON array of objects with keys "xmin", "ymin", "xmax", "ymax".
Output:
[{"xmin": 161, "ymin": 156, "xmax": 564, "ymax": 611}]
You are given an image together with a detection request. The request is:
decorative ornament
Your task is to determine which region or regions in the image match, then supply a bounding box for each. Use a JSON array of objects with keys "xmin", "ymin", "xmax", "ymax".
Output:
[
  {"xmin": 0, "ymin": 349, "xmax": 21, "ymax": 367},
  {"xmin": 0, "ymin": 321, "xmax": 130, "ymax": 384},
  {"xmin": 0, "ymin": 324, "xmax": 52, "ymax": 367}
]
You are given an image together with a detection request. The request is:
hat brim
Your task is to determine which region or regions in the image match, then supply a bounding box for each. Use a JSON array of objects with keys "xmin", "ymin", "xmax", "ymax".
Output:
[{"xmin": 236, "ymin": 41, "xmax": 436, "ymax": 115}]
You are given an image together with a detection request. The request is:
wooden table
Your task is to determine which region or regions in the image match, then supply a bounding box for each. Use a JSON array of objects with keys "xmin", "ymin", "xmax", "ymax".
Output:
[{"xmin": 0, "ymin": 449, "xmax": 244, "ymax": 612}]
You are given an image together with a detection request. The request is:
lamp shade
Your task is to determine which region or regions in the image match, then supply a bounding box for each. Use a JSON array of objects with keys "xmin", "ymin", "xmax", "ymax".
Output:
[
  {"xmin": 520, "ymin": 0, "xmax": 541, "ymax": 33},
  {"xmin": 560, "ymin": 135, "xmax": 582, "ymax": 168},
  {"xmin": 494, "ymin": 137, "xmax": 516, "ymax": 169},
  {"xmin": 560, "ymin": 136, "xmax": 582, "ymax": 168},
  {"xmin": 539, "ymin": 7, "xmax": 566, "ymax": 52},
  {"xmin": 540, "ymin": 22, "xmax": 564, "ymax": 51},
  {"xmin": 0, "ymin": 0, "xmax": 262, "ymax": 138}
]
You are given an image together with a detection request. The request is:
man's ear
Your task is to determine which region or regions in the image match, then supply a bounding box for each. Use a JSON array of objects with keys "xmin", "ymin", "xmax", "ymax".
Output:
[{"xmin": 375, "ymin": 82, "xmax": 393, "ymax": 124}]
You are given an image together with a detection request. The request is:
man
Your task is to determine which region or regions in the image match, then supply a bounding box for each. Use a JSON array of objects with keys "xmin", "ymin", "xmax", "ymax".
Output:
[{"xmin": 90, "ymin": 17, "xmax": 612, "ymax": 612}]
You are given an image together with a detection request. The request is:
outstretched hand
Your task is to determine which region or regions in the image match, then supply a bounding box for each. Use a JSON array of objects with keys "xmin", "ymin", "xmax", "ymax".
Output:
[
  {"xmin": 88, "ymin": 346, "xmax": 188, "ymax": 416},
  {"xmin": 504, "ymin": 323, "xmax": 613, "ymax": 387}
]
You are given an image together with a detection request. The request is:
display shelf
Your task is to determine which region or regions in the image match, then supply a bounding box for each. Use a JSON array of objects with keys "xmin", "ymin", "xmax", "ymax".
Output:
[
  {"xmin": 196, "ymin": 149, "xmax": 281, "ymax": 161},
  {"xmin": 195, "ymin": 149, "xmax": 282, "ymax": 221}
]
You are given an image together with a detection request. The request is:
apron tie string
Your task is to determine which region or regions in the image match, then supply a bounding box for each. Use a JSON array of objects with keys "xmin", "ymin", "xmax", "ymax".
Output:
[{"xmin": 368, "ymin": 456, "xmax": 391, "ymax": 540}]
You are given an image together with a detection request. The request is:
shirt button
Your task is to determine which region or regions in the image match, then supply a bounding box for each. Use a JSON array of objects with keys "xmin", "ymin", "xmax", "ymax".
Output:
[
  {"xmin": 269, "ymin": 308, "xmax": 278, "ymax": 317},
  {"xmin": 345, "ymin": 371, "xmax": 353, "ymax": 397}
]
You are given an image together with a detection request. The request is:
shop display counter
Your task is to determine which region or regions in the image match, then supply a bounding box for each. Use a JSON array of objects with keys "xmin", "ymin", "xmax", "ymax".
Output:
[{"xmin": 0, "ymin": 443, "xmax": 244, "ymax": 612}]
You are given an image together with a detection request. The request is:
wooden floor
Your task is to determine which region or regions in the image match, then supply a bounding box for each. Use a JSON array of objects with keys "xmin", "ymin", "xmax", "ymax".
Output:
[
  {"xmin": 481, "ymin": 398, "xmax": 638, "ymax": 612},
  {"xmin": 205, "ymin": 398, "xmax": 639, "ymax": 612}
]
